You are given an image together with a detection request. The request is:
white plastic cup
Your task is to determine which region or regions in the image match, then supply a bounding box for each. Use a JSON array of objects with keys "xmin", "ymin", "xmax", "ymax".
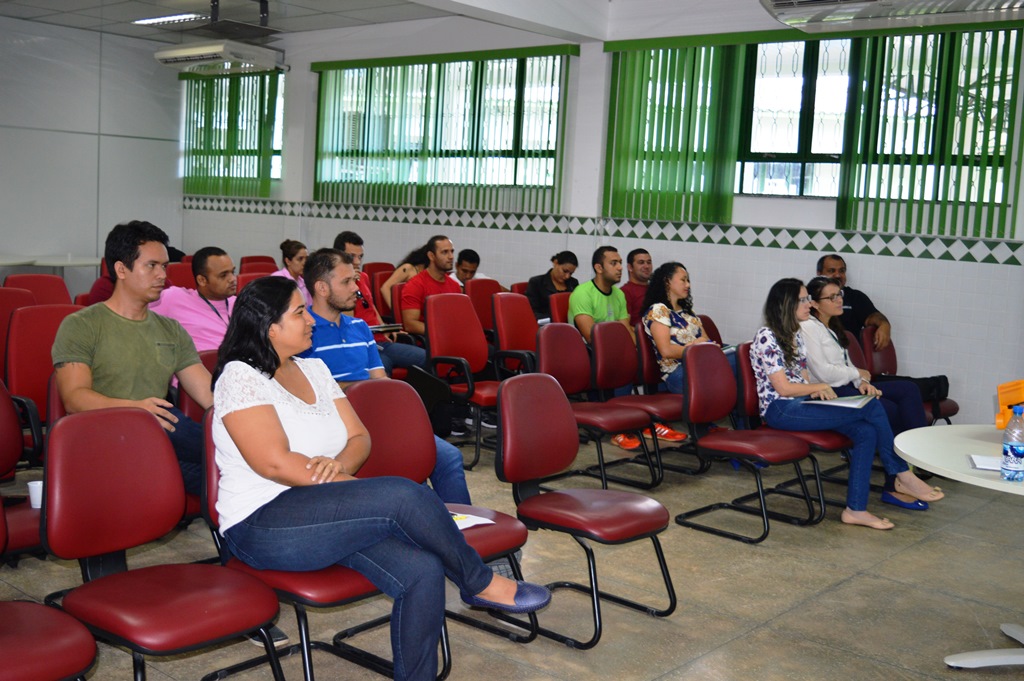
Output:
[{"xmin": 27, "ymin": 480, "xmax": 42, "ymax": 509}]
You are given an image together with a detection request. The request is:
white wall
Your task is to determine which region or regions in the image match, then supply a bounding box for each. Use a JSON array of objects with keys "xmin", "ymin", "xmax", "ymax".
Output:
[{"xmin": 0, "ymin": 17, "xmax": 182, "ymax": 294}]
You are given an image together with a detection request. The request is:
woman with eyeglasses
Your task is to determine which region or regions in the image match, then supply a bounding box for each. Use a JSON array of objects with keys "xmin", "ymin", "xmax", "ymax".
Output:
[{"xmin": 750, "ymin": 278, "xmax": 944, "ymax": 530}]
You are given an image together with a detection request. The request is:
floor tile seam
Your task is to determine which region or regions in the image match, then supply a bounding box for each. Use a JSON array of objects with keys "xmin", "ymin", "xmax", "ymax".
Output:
[{"xmin": 853, "ymin": 570, "xmax": 1024, "ymax": 616}]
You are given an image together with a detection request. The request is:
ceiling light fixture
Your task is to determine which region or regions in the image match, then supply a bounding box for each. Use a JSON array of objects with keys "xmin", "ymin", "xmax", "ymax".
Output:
[{"xmin": 133, "ymin": 13, "xmax": 208, "ymax": 26}]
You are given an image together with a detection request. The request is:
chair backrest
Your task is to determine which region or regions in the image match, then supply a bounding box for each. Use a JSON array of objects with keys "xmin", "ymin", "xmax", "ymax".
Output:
[
  {"xmin": 549, "ymin": 291, "xmax": 571, "ymax": 324},
  {"xmin": 680, "ymin": 342, "xmax": 737, "ymax": 424},
  {"xmin": 239, "ymin": 255, "xmax": 277, "ymax": 268},
  {"xmin": 0, "ymin": 287, "xmax": 36, "ymax": 381},
  {"xmin": 179, "ymin": 350, "xmax": 218, "ymax": 422},
  {"xmin": 100, "ymin": 259, "xmax": 109, "ymax": 278},
  {"xmin": 361, "ymin": 262, "xmax": 395, "ymax": 282},
  {"xmin": 44, "ymin": 408, "xmax": 185, "ymax": 562},
  {"xmin": 734, "ymin": 341, "xmax": 762, "ymax": 421},
  {"xmin": 635, "ymin": 322, "xmax": 663, "ymax": 389},
  {"xmin": 4, "ymin": 274, "xmax": 71, "ymax": 306},
  {"xmin": 465, "ymin": 278, "xmax": 503, "ymax": 332},
  {"xmin": 844, "ymin": 331, "xmax": 868, "ymax": 371},
  {"xmin": 698, "ymin": 314, "xmax": 724, "ymax": 345},
  {"xmin": 493, "ymin": 292, "xmax": 538, "ymax": 355},
  {"xmin": 180, "ymin": 254, "xmax": 193, "ymax": 264},
  {"xmin": 344, "ymin": 380, "xmax": 435, "ymax": 482},
  {"xmin": 591, "ymin": 321, "xmax": 639, "ymax": 393},
  {"xmin": 236, "ymin": 272, "xmax": 266, "ymax": 292},
  {"xmin": 496, "ymin": 373, "xmax": 581, "ymax": 483},
  {"xmin": 372, "ymin": 270, "xmax": 393, "ymax": 317},
  {"xmin": 536, "ymin": 323, "xmax": 592, "ymax": 395},
  {"xmin": 860, "ymin": 325, "xmax": 898, "ymax": 377},
  {"xmin": 392, "ymin": 281, "xmax": 408, "ymax": 330},
  {"xmin": 426, "ymin": 293, "xmax": 490, "ymax": 374},
  {"xmin": 165, "ymin": 262, "xmax": 195, "ymax": 289},
  {"xmin": 510, "ymin": 281, "xmax": 528, "ymax": 295},
  {"xmin": 47, "ymin": 372, "xmax": 66, "ymax": 428},
  {"xmin": 0, "ymin": 381, "xmax": 24, "ymax": 478},
  {"xmin": 7, "ymin": 304, "xmax": 82, "ymax": 423},
  {"xmin": 239, "ymin": 262, "xmax": 277, "ymax": 275}
]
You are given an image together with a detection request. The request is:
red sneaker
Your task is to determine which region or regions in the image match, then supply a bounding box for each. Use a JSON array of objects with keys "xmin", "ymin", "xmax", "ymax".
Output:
[
  {"xmin": 647, "ymin": 423, "xmax": 687, "ymax": 442},
  {"xmin": 610, "ymin": 433, "xmax": 641, "ymax": 451}
]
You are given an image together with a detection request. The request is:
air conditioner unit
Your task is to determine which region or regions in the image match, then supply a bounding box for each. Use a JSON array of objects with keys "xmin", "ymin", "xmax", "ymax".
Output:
[
  {"xmin": 760, "ymin": 0, "xmax": 1024, "ymax": 33},
  {"xmin": 154, "ymin": 40, "xmax": 285, "ymax": 74}
]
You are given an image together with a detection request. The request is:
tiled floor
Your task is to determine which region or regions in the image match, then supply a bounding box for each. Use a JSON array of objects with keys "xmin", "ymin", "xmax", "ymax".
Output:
[{"xmin": 3, "ymin": 432, "xmax": 1024, "ymax": 680}]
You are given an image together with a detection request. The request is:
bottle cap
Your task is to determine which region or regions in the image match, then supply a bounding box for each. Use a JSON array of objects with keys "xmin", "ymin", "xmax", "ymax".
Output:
[{"xmin": 1015, "ymin": 405, "xmax": 1024, "ymax": 416}]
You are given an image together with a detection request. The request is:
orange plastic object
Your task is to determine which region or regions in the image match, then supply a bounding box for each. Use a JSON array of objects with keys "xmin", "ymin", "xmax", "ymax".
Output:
[{"xmin": 995, "ymin": 380, "xmax": 1024, "ymax": 429}]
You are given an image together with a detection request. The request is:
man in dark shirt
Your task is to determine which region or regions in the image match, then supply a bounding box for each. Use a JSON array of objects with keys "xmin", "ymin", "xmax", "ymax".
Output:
[
  {"xmin": 816, "ymin": 253, "xmax": 891, "ymax": 349},
  {"xmin": 621, "ymin": 248, "xmax": 652, "ymax": 326}
]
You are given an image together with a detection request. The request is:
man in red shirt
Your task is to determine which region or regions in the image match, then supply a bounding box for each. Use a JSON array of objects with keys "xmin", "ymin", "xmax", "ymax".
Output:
[
  {"xmin": 621, "ymin": 248, "xmax": 652, "ymax": 327},
  {"xmin": 401, "ymin": 235, "xmax": 460, "ymax": 335}
]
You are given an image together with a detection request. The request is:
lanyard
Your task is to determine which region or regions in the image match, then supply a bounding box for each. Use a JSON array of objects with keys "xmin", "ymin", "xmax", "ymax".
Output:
[{"xmin": 199, "ymin": 294, "xmax": 229, "ymax": 325}]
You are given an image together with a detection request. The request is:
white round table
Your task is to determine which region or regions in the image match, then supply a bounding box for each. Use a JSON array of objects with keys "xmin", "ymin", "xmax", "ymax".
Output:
[{"xmin": 895, "ymin": 424, "xmax": 1024, "ymax": 669}]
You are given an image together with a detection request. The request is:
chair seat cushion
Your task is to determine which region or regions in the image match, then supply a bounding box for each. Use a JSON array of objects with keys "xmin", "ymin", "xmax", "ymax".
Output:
[
  {"xmin": 227, "ymin": 559, "xmax": 379, "ymax": 606},
  {"xmin": 184, "ymin": 492, "xmax": 202, "ymax": 518},
  {"xmin": 61, "ymin": 563, "xmax": 280, "ymax": 654},
  {"xmin": 699, "ymin": 431, "xmax": 809, "ymax": 464},
  {"xmin": 757, "ymin": 426, "xmax": 851, "ymax": 452},
  {"xmin": 606, "ymin": 393, "xmax": 682, "ymax": 421},
  {"xmin": 569, "ymin": 403, "xmax": 651, "ymax": 433},
  {"xmin": 516, "ymin": 489, "xmax": 668, "ymax": 544},
  {"xmin": 451, "ymin": 380, "xmax": 499, "ymax": 407},
  {"xmin": 931, "ymin": 399, "xmax": 959, "ymax": 418},
  {"xmin": 0, "ymin": 601, "xmax": 96, "ymax": 681},
  {"xmin": 448, "ymin": 503, "xmax": 528, "ymax": 562},
  {"xmin": 3, "ymin": 499, "xmax": 41, "ymax": 552}
]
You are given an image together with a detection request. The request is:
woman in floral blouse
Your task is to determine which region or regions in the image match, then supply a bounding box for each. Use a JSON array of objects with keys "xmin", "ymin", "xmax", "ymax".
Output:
[
  {"xmin": 641, "ymin": 262, "xmax": 714, "ymax": 394},
  {"xmin": 749, "ymin": 278, "xmax": 943, "ymax": 531}
]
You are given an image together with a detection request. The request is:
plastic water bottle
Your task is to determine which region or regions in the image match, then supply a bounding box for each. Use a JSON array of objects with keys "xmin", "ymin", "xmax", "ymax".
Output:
[{"xmin": 1001, "ymin": 405, "xmax": 1024, "ymax": 482}]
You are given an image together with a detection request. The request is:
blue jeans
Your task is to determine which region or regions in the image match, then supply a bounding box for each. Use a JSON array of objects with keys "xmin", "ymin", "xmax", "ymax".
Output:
[
  {"xmin": 764, "ymin": 397, "xmax": 909, "ymax": 511},
  {"xmin": 380, "ymin": 341, "xmax": 428, "ymax": 377},
  {"xmin": 430, "ymin": 435, "xmax": 471, "ymax": 504},
  {"xmin": 223, "ymin": 477, "xmax": 493, "ymax": 681},
  {"xmin": 834, "ymin": 380, "xmax": 927, "ymax": 436},
  {"xmin": 164, "ymin": 405, "xmax": 203, "ymax": 496}
]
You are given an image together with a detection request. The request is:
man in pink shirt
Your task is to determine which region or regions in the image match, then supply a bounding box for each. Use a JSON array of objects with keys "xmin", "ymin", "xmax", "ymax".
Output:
[
  {"xmin": 401, "ymin": 235, "xmax": 460, "ymax": 336},
  {"xmin": 149, "ymin": 246, "xmax": 236, "ymax": 352}
]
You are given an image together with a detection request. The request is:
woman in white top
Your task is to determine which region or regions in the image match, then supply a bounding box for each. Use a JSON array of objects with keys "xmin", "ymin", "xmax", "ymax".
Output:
[{"xmin": 211, "ymin": 276, "xmax": 550, "ymax": 681}]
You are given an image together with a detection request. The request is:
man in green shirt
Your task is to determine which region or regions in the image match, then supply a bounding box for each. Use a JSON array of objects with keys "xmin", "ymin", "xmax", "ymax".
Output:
[
  {"xmin": 52, "ymin": 221, "xmax": 212, "ymax": 495},
  {"xmin": 569, "ymin": 245, "xmax": 633, "ymax": 343}
]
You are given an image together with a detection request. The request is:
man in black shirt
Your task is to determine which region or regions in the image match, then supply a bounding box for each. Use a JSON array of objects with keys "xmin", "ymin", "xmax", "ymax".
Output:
[{"xmin": 816, "ymin": 253, "xmax": 892, "ymax": 349}]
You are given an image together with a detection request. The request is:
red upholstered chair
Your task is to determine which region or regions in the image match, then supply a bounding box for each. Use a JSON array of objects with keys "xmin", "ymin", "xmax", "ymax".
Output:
[
  {"xmin": 674, "ymin": 343, "xmax": 825, "ymax": 544},
  {"xmin": 697, "ymin": 314, "xmax": 724, "ymax": 346},
  {"xmin": 239, "ymin": 261, "xmax": 278, "ymax": 275},
  {"xmin": 492, "ymin": 292, "xmax": 537, "ymax": 376},
  {"xmin": 548, "ymin": 291, "xmax": 571, "ymax": 324},
  {"xmin": 4, "ymin": 274, "xmax": 71, "ymax": 305},
  {"xmin": 178, "ymin": 350, "xmax": 218, "ymax": 423},
  {"xmin": 861, "ymin": 325, "xmax": 958, "ymax": 424},
  {"xmin": 43, "ymin": 408, "xmax": 286, "ymax": 681},
  {"xmin": 536, "ymin": 323, "xmax": 660, "ymax": 489},
  {"xmin": 0, "ymin": 287, "xmax": 35, "ymax": 382},
  {"xmin": 236, "ymin": 272, "xmax": 267, "ymax": 292},
  {"xmin": 425, "ymin": 293, "xmax": 504, "ymax": 469},
  {"xmin": 510, "ymin": 281, "xmax": 528, "ymax": 295},
  {"xmin": 0, "ymin": 381, "xmax": 42, "ymax": 560},
  {"xmin": 0, "ymin": 600, "xmax": 96, "ymax": 681},
  {"xmin": 7, "ymin": 304, "xmax": 82, "ymax": 467},
  {"xmin": 165, "ymin": 262, "xmax": 195, "ymax": 289},
  {"xmin": 464, "ymin": 278, "xmax": 503, "ymax": 339},
  {"xmin": 844, "ymin": 330, "xmax": 868, "ymax": 370},
  {"xmin": 239, "ymin": 255, "xmax": 277, "ymax": 268},
  {"xmin": 73, "ymin": 292, "xmax": 89, "ymax": 306},
  {"xmin": 361, "ymin": 261, "xmax": 395, "ymax": 281},
  {"xmin": 371, "ymin": 270, "xmax": 393, "ymax": 319},
  {"xmin": 735, "ymin": 341, "xmax": 855, "ymax": 509},
  {"xmin": 180, "ymin": 254, "xmax": 193, "ymax": 264},
  {"xmin": 495, "ymin": 373, "xmax": 676, "ymax": 649}
]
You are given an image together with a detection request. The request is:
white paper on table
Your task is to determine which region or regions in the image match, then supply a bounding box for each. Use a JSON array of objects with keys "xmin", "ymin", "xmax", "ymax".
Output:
[
  {"xmin": 968, "ymin": 454, "xmax": 1003, "ymax": 472},
  {"xmin": 450, "ymin": 512, "xmax": 496, "ymax": 531}
]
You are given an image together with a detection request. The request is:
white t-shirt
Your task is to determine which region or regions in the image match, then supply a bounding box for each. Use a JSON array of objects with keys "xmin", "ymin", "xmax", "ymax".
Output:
[
  {"xmin": 799, "ymin": 317, "xmax": 862, "ymax": 388},
  {"xmin": 213, "ymin": 357, "xmax": 347, "ymax": 533}
]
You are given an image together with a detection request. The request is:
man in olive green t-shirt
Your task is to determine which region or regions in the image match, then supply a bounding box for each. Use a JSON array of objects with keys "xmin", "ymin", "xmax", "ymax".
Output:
[{"xmin": 52, "ymin": 221, "xmax": 212, "ymax": 495}]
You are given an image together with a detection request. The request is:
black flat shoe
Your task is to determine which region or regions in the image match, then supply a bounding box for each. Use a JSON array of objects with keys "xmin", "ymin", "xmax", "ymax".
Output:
[{"xmin": 462, "ymin": 581, "xmax": 551, "ymax": 614}]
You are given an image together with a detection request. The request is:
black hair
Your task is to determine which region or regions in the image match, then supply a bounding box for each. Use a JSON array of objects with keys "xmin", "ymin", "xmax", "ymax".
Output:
[
  {"xmin": 399, "ymin": 245, "xmax": 430, "ymax": 268},
  {"xmin": 456, "ymin": 249, "xmax": 480, "ymax": 266},
  {"xmin": 626, "ymin": 248, "xmax": 650, "ymax": 266},
  {"xmin": 591, "ymin": 246, "xmax": 618, "ymax": 270},
  {"xmin": 642, "ymin": 262, "xmax": 692, "ymax": 317},
  {"xmin": 279, "ymin": 239, "xmax": 307, "ymax": 264},
  {"xmin": 191, "ymin": 246, "xmax": 228, "ymax": 281},
  {"xmin": 763, "ymin": 278, "xmax": 805, "ymax": 369},
  {"xmin": 333, "ymin": 231, "xmax": 363, "ymax": 250},
  {"xmin": 303, "ymin": 248, "xmax": 353, "ymax": 296},
  {"xmin": 551, "ymin": 251, "xmax": 578, "ymax": 267},
  {"xmin": 807, "ymin": 275, "xmax": 849, "ymax": 348},
  {"xmin": 425, "ymin": 235, "xmax": 451, "ymax": 256},
  {"xmin": 816, "ymin": 253, "xmax": 845, "ymax": 274},
  {"xmin": 213, "ymin": 276, "xmax": 298, "ymax": 388},
  {"xmin": 104, "ymin": 221, "xmax": 168, "ymax": 281}
]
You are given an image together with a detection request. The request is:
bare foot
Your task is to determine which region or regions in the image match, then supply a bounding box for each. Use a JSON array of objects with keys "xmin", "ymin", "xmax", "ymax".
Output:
[
  {"xmin": 841, "ymin": 508, "xmax": 894, "ymax": 530},
  {"xmin": 473, "ymin": 574, "xmax": 518, "ymax": 606},
  {"xmin": 894, "ymin": 472, "xmax": 944, "ymax": 502}
]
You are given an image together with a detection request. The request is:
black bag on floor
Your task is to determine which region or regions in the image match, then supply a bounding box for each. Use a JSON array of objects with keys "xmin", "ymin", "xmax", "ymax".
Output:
[{"xmin": 873, "ymin": 374, "xmax": 949, "ymax": 418}]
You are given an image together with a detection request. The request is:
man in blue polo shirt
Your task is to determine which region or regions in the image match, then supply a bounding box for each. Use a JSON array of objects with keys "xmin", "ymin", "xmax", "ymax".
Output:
[{"xmin": 301, "ymin": 248, "xmax": 471, "ymax": 505}]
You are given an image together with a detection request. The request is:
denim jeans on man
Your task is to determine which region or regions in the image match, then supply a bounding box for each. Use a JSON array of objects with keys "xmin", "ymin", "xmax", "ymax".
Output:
[
  {"xmin": 163, "ymin": 405, "xmax": 203, "ymax": 496},
  {"xmin": 224, "ymin": 476, "xmax": 492, "ymax": 681},
  {"xmin": 379, "ymin": 340, "xmax": 429, "ymax": 377}
]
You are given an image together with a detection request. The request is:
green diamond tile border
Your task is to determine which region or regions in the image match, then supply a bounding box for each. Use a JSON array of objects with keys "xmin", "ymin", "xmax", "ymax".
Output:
[{"xmin": 182, "ymin": 197, "xmax": 1022, "ymax": 266}]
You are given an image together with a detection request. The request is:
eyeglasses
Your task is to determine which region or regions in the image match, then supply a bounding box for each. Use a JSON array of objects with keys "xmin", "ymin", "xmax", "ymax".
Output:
[
  {"xmin": 797, "ymin": 295, "xmax": 813, "ymax": 304},
  {"xmin": 816, "ymin": 291, "xmax": 844, "ymax": 302}
]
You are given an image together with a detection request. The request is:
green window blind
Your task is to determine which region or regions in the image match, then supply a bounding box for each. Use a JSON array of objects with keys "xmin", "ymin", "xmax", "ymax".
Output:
[
  {"xmin": 182, "ymin": 72, "xmax": 283, "ymax": 198},
  {"xmin": 838, "ymin": 28, "xmax": 1024, "ymax": 238},
  {"xmin": 313, "ymin": 47, "xmax": 574, "ymax": 213},
  {"xmin": 603, "ymin": 45, "xmax": 746, "ymax": 224}
]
